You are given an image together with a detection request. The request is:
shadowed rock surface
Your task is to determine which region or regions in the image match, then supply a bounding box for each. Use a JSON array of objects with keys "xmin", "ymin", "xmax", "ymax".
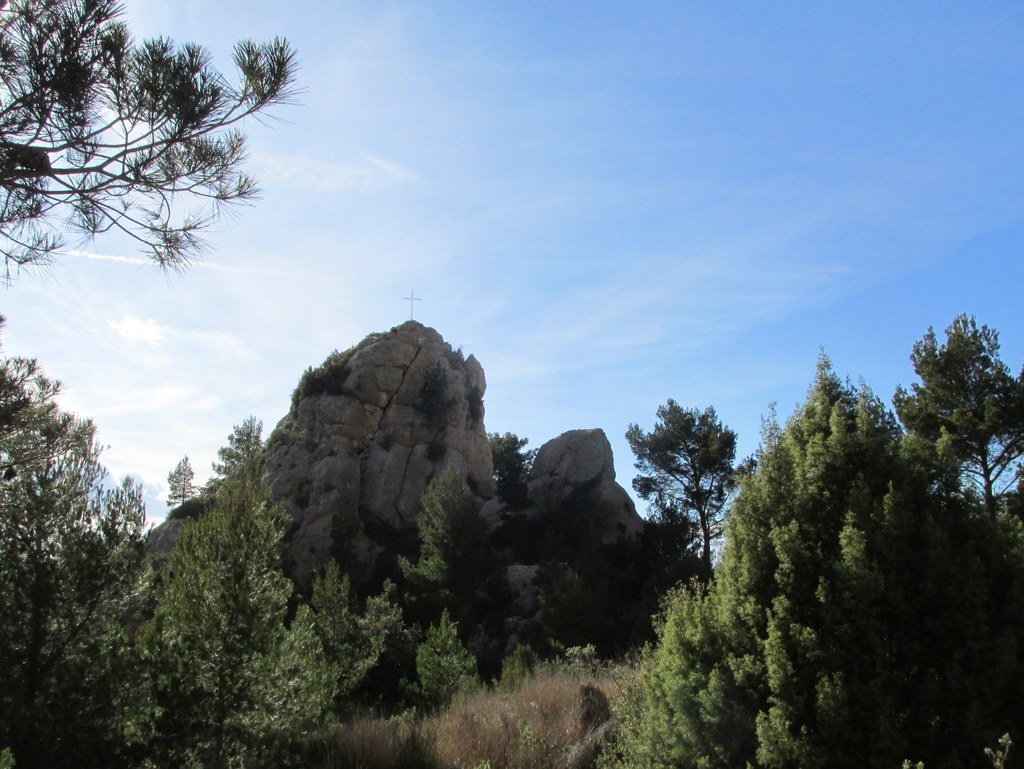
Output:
[{"xmin": 527, "ymin": 428, "xmax": 642, "ymax": 543}]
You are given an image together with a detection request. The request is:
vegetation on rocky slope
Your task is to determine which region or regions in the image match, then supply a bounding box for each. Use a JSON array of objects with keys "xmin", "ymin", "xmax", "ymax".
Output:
[{"xmin": 2, "ymin": 314, "xmax": 1023, "ymax": 768}]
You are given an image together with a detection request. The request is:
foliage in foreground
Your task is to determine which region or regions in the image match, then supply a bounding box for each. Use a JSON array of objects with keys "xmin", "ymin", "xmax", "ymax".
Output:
[
  {"xmin": 0, "ymin": 320, "xmax": 146, "ymax": 769},
  {"xmin": 139, "ymin": 469, "xmax": 333, "ymax": 768},
  {"xmin": 627, "ymin": 349, "xmax": 1024, "ymax": 769},
  {"xmin": 4, "ymin": 313, "xmax": 1023, "ymax": 769}
]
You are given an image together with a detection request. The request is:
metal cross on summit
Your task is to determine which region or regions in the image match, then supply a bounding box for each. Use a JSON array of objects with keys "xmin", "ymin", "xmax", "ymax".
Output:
[{"xmin": 402, "ymin": 289, "xmax": 422, "ymax": 321}]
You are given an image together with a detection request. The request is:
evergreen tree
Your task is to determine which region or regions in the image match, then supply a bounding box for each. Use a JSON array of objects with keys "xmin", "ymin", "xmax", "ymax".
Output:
[
  {"xmin": 0, "ymin": 0, "xmax": 297, "ymax": 278},
  {"xmin": 637, "ymin": 356, "xmax": 1024, "ymax": 769},
  {"xmin": 894, "ymin": 314, "xmax": 1024, "ymax": 514},
  {"xmin": 166, "ymin": 454, "xmax": 196, "ymax": 508},
  {"xmin": 637, "ymin": 500, "xmax": 704, "ymax": 598},
  {"xmin": 400, "ymin": 466, "xmax": 487, "ymax": 618},
  {"xmin": 415, "ymin": 609, "xmax": 477, "ymax": 708},
  {"xmin": 206, "ymin": 415, "xmax": 264, "ymax": 495},
  {"xmin": 626, "ymin": 401, "xmax": 738, "ymax": 577},
  {"xmin": 0, "ymin": 325, "xmax": 146, "ymax": 769},
  {"xmin": 488, "ymin": 431, "xmax": 535, "ymax": 510},
  {"xmin": 308, "ymin": 562, "xmax": 413, "ymax": 713},
  {"xmin": 140, "ymin": 469, "xmax": 333, "ymax": 768}
]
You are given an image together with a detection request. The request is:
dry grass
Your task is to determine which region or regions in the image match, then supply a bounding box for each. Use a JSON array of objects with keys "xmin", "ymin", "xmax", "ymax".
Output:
[
  {"xmin": 431, "ymin": 667, "xmax": 618, "ymax": 769},
  {"xmin": 308, "ymin": 667, "xmax": 620, "ymax": 769},
  {"xmin": 309, "ymin": 715, "xmax": 439, "ymax": 769}
]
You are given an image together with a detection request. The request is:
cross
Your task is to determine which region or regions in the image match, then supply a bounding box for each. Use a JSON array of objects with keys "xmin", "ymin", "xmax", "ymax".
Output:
[{"xmin": 402, "ymin": 289, "xmax": 422, "ymax": 320}]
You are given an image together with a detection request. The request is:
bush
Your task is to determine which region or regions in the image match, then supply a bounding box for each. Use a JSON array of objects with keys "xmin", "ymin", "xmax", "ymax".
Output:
[
  {"xmin": 499, "ymin": 645, "xmax": 538, "ymax": 691},
  {"xmin": 291, "ymin": 347, "xmax": 356, "ymax": 409},
  {"xmin": 167, "ymin": 493, "xmax": 214, "ymax": 521},
  {"xmin": 417, "ymin": 364, "xmax": 455, "ymax": 425},
  {"xmin": 468, "ymin": 385, "xmax": 484, "ymax": 424},
  {"xmin": 416, "ymin": 610, "xmax": 478, "ymax": 708}
]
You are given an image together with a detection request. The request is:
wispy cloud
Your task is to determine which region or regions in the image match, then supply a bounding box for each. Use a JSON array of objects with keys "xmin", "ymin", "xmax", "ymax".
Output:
[
  {"xmin": 61, "ymin": 249, "xmax": 288, "ymax": 276},
  {"xmin": 64, "ymin": 248, "xmax": 150, "ymax": 266},
  {"xmin": 253, "ymin": 151, "xmax": 418, "ymax": 193},
  {"xmin": 109, "ymin": 316, "xmax": 166, "ymax": 344}
]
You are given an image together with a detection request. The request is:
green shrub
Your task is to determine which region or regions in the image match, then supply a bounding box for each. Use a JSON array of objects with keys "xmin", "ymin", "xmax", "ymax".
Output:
[
  {"xmin": 291, "ymin": 347, "xmax": 356, "ymax": 409},
  {"xmin": 487, "ymin": 432, "xmax": 534, "ymax": 511},
  {"xmin": 417, "ymin": 364, "xmax": 455, "ymax": 425},
  {"xmin": 416, "ymin": 610, "xmax": 478, "ymax": 707},
  {"xmin": 265, "ymin": 424, "xmax": 292, "ymax": 451},
  {"xmin": 167, "ymin": 493, "xmax": 214, "ymax": 521},
  {"xmin": 499, "ymin": 644, "xmax": 538, "ymax": 691},
  {"xmin": 468, "ymin": 385, "xmax": 483, "ymax": 424}
]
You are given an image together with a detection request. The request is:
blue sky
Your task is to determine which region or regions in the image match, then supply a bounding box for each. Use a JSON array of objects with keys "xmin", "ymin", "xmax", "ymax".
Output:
[{"xmin": 3, "ymin": 2, "xmax": 1023, "ymax": 524}]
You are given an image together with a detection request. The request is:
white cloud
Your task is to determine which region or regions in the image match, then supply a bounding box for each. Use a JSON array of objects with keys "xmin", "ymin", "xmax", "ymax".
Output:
[
  {"xmin": 253, "ymin": 151, "xmax": 418, "ymax": 193},
  {"xmin": 64, "ymin": 248, "xmax": 150, "ymax": 266},
  {"xmin": 109, "ymin": 316, "xmax": 167, "ymax": 344},
  {"xmin": 60, "ymin": 381, "xmax": 222, "ymax": 423},
  {"xmin": 61, "ymin": 248, "xmax": 287, "ymax": 276}
]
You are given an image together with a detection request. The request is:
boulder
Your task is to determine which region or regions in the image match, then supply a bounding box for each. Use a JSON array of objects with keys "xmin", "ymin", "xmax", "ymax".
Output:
[
  {"xmin": 146, "ymin": 517, "xmax": 185, "ymax": 555},
  {"xmin": 527, "ymin": 428, "xmax": 642, "ymax": 544}
]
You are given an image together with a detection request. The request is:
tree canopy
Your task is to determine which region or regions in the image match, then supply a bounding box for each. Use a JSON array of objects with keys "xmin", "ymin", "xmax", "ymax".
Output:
[
  {"xmin": 488, "ymin": 431, "xmax": 535, "ymax": 510},
  {"xmin": 400, "ymin": 465, "xmax": 488, "ymax": 618},
  {"xmin": 205, "ymin": 415, "xmax": 264, "ymax": 495},
  {"xmin": 626, "ymin": 401, "xmax": 737, "ymax": 577},
  {"xmin": 894, "ymin": 314, "xmax": 1024, "ymax": 514},
  {"xmin": 0, "ymin": 0, "xmax": 298, "ymax": 279},
  {"xmin": 0, "ymin": 319, "xmax": 146, "ymax": 769},
  {"xmin": 140, "ymin": 469, "xmax": 333, "ymax": 768},
  {"xmin": 634, "ymin": 356, "xmax": 1024, "ymax": 769}
]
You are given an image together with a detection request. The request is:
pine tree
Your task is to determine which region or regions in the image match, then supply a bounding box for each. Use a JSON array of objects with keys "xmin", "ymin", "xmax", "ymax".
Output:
[
  {"xmin": 140, "ymin": 469, "xmax": 333, "ymax": 767},
  {"xmin": 894, "ymin": 314, "xmax": 1024, "ymax": 514},
  {"xmin": 637, "ymin": 356, "xmax": 1024, "ymax": 769},
  {"xmin": 626, "ymin": 401, "xmax": 738, "ymax": 577},
  {"xmin": 307, "ymin": 562, "xmax": 413, "ymax": 713},
  {"xmin": 400, "ymin": 466, "xmax": 487, "ymax": 618},
  {"xmin": 488, "ymin": 431, "xmax": 535, "ymax": 510},
  {"xmin": 166, "ymin": 455, "xmax": 196, "ymax": 508},
  {"xmin": 206, "ymin": 416, "xmax": 264, "ymax": 495},
  {"xmin": 415, "ymin": 609, "xmax": 477, "ymax": 707},
  {"xmin": 0, "ymin": 0, "xmax": 298, "ymax": 278},
  {"xmin": 0, "ymin": 324, "xmax": 146, "ymax": 769}
]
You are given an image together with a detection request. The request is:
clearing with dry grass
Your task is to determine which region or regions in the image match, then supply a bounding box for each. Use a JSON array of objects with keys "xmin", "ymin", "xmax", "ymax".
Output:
[{"xmin": 305, "ymin": 666, "xmax": 621, "ymax": 769}]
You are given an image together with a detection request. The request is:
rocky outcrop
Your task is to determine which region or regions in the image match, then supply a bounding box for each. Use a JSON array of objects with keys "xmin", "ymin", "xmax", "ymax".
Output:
[
  {"xmin": 485, "ymin": 430, "xmax": 643, "ymax": 652},
  {"xmin": 527, "ymin": 428, "xmax": 642, "ymax": 544},
  {"xmin": 146, "ymin": 518, "xmax": 185, "ymax": 555},
  {"xmin": 265, "ymin": 321, "xmax": 494, "ymax": 583},
  {"xmin": 147, "ymin": 323, "xmax": 645, "ymax": 655}
]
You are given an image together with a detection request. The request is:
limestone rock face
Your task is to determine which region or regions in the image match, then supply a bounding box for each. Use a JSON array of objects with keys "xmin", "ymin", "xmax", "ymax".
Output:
[
  {"xmin": 147, "ymin": 323, "xmax": 644, "ymax": 657},
  {"xmin": 527, "ymin": 428, "xmax": 642, "ymax": 543},
  {"xmin": 265, "ymin": 321, "xmax": 494, "ymax": 583},
  {"xmin": 146, "ymin": 518, "xmax": 185, "ymax": 555}
]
